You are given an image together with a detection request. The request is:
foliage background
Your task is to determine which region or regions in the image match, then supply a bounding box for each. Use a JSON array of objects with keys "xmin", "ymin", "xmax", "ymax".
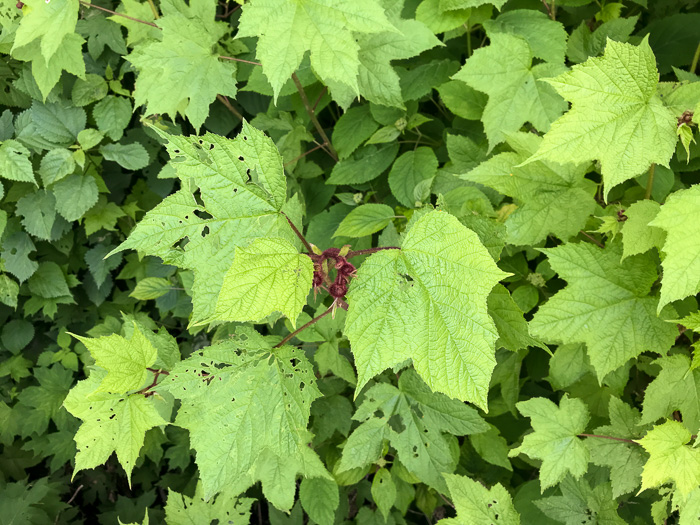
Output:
[{"xmin": 1, "ymin": 0, "xmax": 700, "ymax": 523}]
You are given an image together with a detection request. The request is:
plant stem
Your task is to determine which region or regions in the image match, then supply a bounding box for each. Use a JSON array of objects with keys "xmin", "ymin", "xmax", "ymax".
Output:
[
  {"xmin": 219, "ymin": 56, "xmax": 262, "ymax": 66},
  {"xmin": 79, "ymin": 0, "xmax": 160, "ymax": 27},
  {"xmin": 579, "ymin": 230, "xmax": 605, "ymax": 249},
  {"xmin": 347, "ymin": 246, "xmax": 400, "ymax": 258},
  {"xmin": 292, "ymin": 73, "xmax": 338, "ymax": 161},
  {"xmin": 282, "ymin": 212, "xmax": 314, "ymax": 254},
  {"xmin": 216, "ymin": 95, "xmax": 243, "ymax": 120},
  {"xmin": 691, "ymin": 40, "xmax": 700, "ymax": 74},
  {"xmin": 274, "ymin": 306, "xmax": 333, "ymax": 348},
  {"xmin": 578, "ymin": 434, "xmax": 638, "ymax": 444},
  {"xmin": 645, "ymin": 163, "xmax": 656, "ymax": 200},
  {"xmin": 541, "ymin": 0, "xmax": 555, "ymax": 20},
  {"xmin": 146, "ymin": 0, "xmax": 159, "ymax": 19},
  {"xmin": 284, "ymin": 142, "xmax": 328, "ymax": 167}
]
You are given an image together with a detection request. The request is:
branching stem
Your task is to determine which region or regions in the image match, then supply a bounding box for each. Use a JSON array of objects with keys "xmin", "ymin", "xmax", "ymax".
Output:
[
  {"xmin": 292, "ymin": 73, "xmax": 338, "ymax": 161},
  {"xmin": 578, "ymin": 434, "xmax": 638, "ymax": 444},
  {"xmin": 219, "ymin": 56, "xmax": 262, "ymax": 66},
  {"xmin": 284, "ymin": 142, "xmax": 328, "ymax": 167},
  {"xmin": 274, "ymin": 306, "xmax": 334, "ymax": 348}
]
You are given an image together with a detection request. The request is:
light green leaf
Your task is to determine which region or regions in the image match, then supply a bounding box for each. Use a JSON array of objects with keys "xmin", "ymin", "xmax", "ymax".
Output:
[
  {"xmin": 620, "ymin": 200, "xmax": 665, "ymax": 259},
  {"xmin": 524, "ymin": 37, "xmax": 677, "ymax": 199},
  {"xmin": 100, "ymin": 142, "xmax": 150, "ymax": 171},
  {"xmin": 416, "ymin": 0, "xmax": 469, "ymax": 34},
  {"xmin": 70, "ymin": 325, "xmax": 158, "ymax": 394},
  {"xmin": 345, "ymin": 210, "xmax": 507, "ymax": 407},
  {"xmin": 12, "ymin": 0, "xmax": 78, "ymax": 61},
  {"xmin": 0, "ymin": 275, "xmax": 20, "ymax": 308},
  {"xmin": 388, "ymin": 147, "xmax": 438, "ymax": 207},
  {"xmin": 0, "ymin": 140, "xmax": 36, "ymax": 184},
  {"xmin": 469, "ymin": 423, "xmax": 512, "ymax": 471},
  {"xmin": 510, "ymin": 396, "xmax": 590, "ymax": 491},
  {"xmin": 159, "ymin": 328, "xmax": 329, "ymax": 509},
  {"xmin": 637, "ymin": 420, "xmax": 700, "ymax": 497},
  {"xmin": 63, "ymin": 368, "xmax": 169, "ymax": 485},
  {"xmin": 110, "ymin": 124, "xmax": 294, "ymax": 324},
  {"xmin": 16, "ymin": 190, "xmax": 57, "ymax": 240},
  {"xmin": 93, "ymin": 96, "xmax": 133, "ymax": 141},
  {"xmin": 642, "ymin": 355, "xmax": 700, "ymax": 435},
  {"xmin": 484, "ymin": 9, "xmax": 567, "ymax": 64},
  {"xmin": 566, "ymin": 17, "xmax": 637, "ymax": 64},
  {"xmin": 39, "ymin": 148, "xmax": 75, "ymax": 186},
  {"xmin": 534, "ymin": 476, "xmax": 625, "ymax": 525},
  {"xmin": 371, "ymin": 469, "xmax": 396, "ymax": 521},
  {"xmin": 52, "ymin": 174, "xmax": 99, "ymax": 221},
  {"xmin": 165, "ymin": 482, "xmax": 254, "ymax": 525},
  {"xmin": 332, "ymin": 105, "xmax": 380, "ymax": 159},
  {"xmin": 438, "ymin": 474, "xmax": 520, "ymax": 525},
  {"xmin": 126, "ymin": 0, "xmax": 237, "ymax": 129},
  {"xmin": 463, "ymin": 132, "xmax": 595, "ymax": 245},
  {"xmin": 488, "ymin": 284, "xmax": 546, "ymax": 353},
  {"xmin": 649, "ymin": 185, "xmax": 700, "ymax": 311},
  {"xmin": 453, "ymin": 33, "xmax": 567, "ymax": 149},
  {"xmin": 338, "ymin": 369, "xmax": 487, "ymax": 492},
  {"xmin": 299, "ymin": 477, "xmax": 339, "ymax": 525},
  {"xmin": 334, "ymin": 204, "xmax": 395, "ymax": 238},
  {"xmin": 530, "ymin": 242, "xmax": 676, "ymax": 379},
  {"xmin": 131, "ymin": 277, "xmax": 172, "ymax": 301},
  {"xmin": 327, "ymin": 143, "xmax": 399, "ymax": 185},
  {"xmin": 238, "ymin": 0, "xmax": 394, "ymax": 100},
  {"xmin": 437, "ymin": 80, "xmax": 487, "ymax": 120},
  {"xmin": 77, "ymin": 129, "xmax": 104, "ymax": 151},
  {"xmin": 71, "ymin": 74, "xmax": 108, "ymax": 107},
  {"xmin": 213, "ymin": 237, "xmax": 313, "ymax": 327},
  {"xmin": 110, "ymin": 0, "xmax": 160, "ymax": 47}
]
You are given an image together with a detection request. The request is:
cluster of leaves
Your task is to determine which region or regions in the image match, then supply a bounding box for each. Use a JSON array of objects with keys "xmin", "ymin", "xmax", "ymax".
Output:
[{"xmin": 1, "ymin": 0, "xmax": 700, "ymax": 523}]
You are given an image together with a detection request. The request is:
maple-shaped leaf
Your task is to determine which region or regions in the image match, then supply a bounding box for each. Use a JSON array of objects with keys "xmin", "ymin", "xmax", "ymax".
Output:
[
  {"xmin": 587, "ymin": 397, "xmax": 651, "ymax": 497},
  {"xmin": 212, "ymin": 237, "xmax": 313, "ymax": 327},
  {"xmin": 63, "ymin": 368, "xmax": 170, "ymax": 485},
  {"xmin": 165, "ymin": 482, "xmax": 254, "ymax": 525},
  {"xmin": 463, "ymin": 132, "xmax": 596, "ymax": 245},
  {"xmin": 110, "ymin": 0, "xmax": 160, "ymax": 47},
  {"xmin": 12, "ymin": 0, "xmax": 78, "ymax": 61},
  {"xmin": 126, "ymin": 0, "xmax": 236, "ymax": 130},
  {"xmin": 642, "ymin": 355, "xmax": 700, "ymax": 435},
  {"xmin": 69, "ymin": 325, "xmax": 157, "ymax": 394},
  {"xmin": 524, "ymin": 37, "xmax": 677, "ymax": 199},
  {"xmin": 637, "ymin": 420, "xmax": 700, "ymax": 497},
  {"xmin": 620, "ymin": 200, "xmax": 665, "ymax": 260},
  {"xmin": 530, "ymin": 242, "xmax": 677, "ymax": 379},
  {"xmin": 510, "ymin": 395, "xmax": 589, "ymax": 491},
  {"xmin": 649, "ymin": 185, "xmax": 700, "ymax": 311},
  {"xmin": 437, "ymin": 474, "xmax": 520, "ymax": 525},
  {"xmin": 345, "ymin": 210, "xmax": 507, "ymax": 408},
  {"xmin": 237, "ymin": 0, "xmax": 395, "ymax": 100},
  {"xmin": 535, "ymin": 476, "xmax": 626, "ymax": 525},
  {"xmin": 453, "ymin": 33, "xmax": 568, "ymax": 149},
  {"xmin": 109, "ymin": 123, "xmax": 298, "ymax": 324},
  {"xmin": 158, "ymin": 328, "xmax": 330, "ymax": 510},
  {"xmin": 337, "ymin": 369, "xmax": 487, "ymax": 492}
]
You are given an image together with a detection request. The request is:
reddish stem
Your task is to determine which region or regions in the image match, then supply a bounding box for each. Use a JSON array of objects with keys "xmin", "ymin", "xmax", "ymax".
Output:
[
  {"xmin": 79, "ymin": 0, "xmax": 159, "ymax": 27},
  {"xmin": 578, "ymin": 434, "xmax": 637, "ymax": 444},
  {"xmin": 282, "ymin": 213, "xmax": 313, "ymax": 254},
  {"xmin": 274, "ymin": 306, "xmax": 334, "ymax": 348},
  {"xmin": 347, "ymin": 246, "xmax": 400, "ymax": 258}
]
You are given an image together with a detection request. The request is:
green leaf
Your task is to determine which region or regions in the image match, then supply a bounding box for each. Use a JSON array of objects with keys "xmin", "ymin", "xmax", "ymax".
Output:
[
  {"xmin": 130, "ymin": 277, "xmax": 172, "ymax": 300},
  {"xmin": 299, "ymin": 477, "xmax": 339, "ymax": 525},
  {"xmin": 566, "ymin": 17, "xmax": 637, "ymax": 64},
  {"xmin": 63, "ymin": 368, "xmax": 169, "ymax": 485},
  {"xmin": 77, "ymin": 129, "xmax": 104, "ymax": 151},
  {"xmin": 488, "ymin": 284, "xmax": 546, "ymax": 353},
  {"xmin": 110, "ymin": 0, "xmax": 159, "ymax": 47},
  {"xmin": 415, "ymin": 0, "xmax": 469, "ymax": 34},
  {"xmin": 436, "ymin": 80, "xmax": 487, "ymax": 120},
  {"xmin": 484, "ymin": 10, "xmax": 567, "ymax": 64},
  {"xmin": 70, "ymin": 325, "xmax": 158, "ymax": 394},
  {"xmin": 649, "ymin": 185, "xmax": 700, "ymax": 311},
  {"xmin": 371, "ymin": 469, "xmax": 396, "ymax": 521},
  {"xmin": 52, "ymin": 174, "xmax": 99, "ymax": 221},
  {"xmin": 438, "ymin": 474, "xmax": 520, "ymax": 525},
  {"xmin": 620, "ymin": 200, "xmax": 665, "ymax": 260},
  {"xmin": 469, "ymin": 423, "xmax": 512, "ymax": 471},
  {"xmin": 453, "ymin": 33, "xmax": 567, "ymax": 149},
  {"xmin": 85, "ymin": 244, "xmax": 121, "ymax": 288},
  {"xmin": 0, "ymin": 275, "xmax": 20, "ymax": 308},
  {"xmin": 159, "ymin": 328, "xmax": 329, "ymax": 509},
  {"xmin": 345, "ymin": 210, "xmax": 507, "ymax": 407},
  {"xmin": 237, "ymin": 0, "xmax": 394, "ymax": 100},
  {"xmin": 83, "ymin": 195, "xmax": 126, "ymax": 235},
  {"xmin": 388, "ymin": 147, "xmax": 438, "ymax": 207},
  {"xmin": 510, "ymin": 396, "xmax": 590, "ymax": 491},
  {"xmin": 165, "ymin": 482, "xmax": 254, "ymax": 525},
  {"xmin": 332, "ymin": 105, "xmax": 380, "ymax": 159},
  {"xmin": 93, "ymin": 96, "xmax": 133, "ymax": 141},
  {"xmin": 530, "ymin": 242, "xmax": 676, "ymax": 379},
  {"xmin": 126, "ymin": 0, "xmax": 237, "ymax": 130},
  {"xmin": 1, "ymin": 232, "xmax": 39, "ymax": 283},
  {"xmin": 213, "ymin": 237, "xmax": 313, "ymax": 327},
  {"xmin": 334, "ymin": 204, "xmax": 395, "ymax": 238},
  {"xmin": 39, "ymin": 148, "xmax": 75, "ymax": 186},
  {"xmin": 587, "ymin": 397, "xmax": 650, "ymax": 497},
  {"xmin": 642, "ymin": 355, "xmax": 700, "ymax": 435},
  {"xmin": 12, "ymin": 0, "xmax": 79, "ymax": 62},
  {"xmin": 100, "ymin": 143, "xmax": 150, "ymax": 171},
  {"xmin": 71, "ymin": 73, "xmax": 108, "ymax": 107},
  {"xmin": 0, "ymin": 140, "xmax": 36, "ymax": 184},
  {"xmin": 338, "ymin": 369, "xmax": 487, "ymax": 492},
  {"xmin": 327, "ymin": 143, "xmax": 399, "ymax": 185},
  {"xmin": 534, "ymin": 476, "xmax": 625, "ymax": 525},
  {"xmin": 110, "ymin": 124, "xmax": 294, "ymax": 324},
  {"xmin": 524, "ymin": 37, "xmax": 677, "ymax": 199},
  {"xmin": 637, "ymin": 420, "xmax": 700, "ymax": 497},
  {"xmin": 27, "ymin": 262, "xmax": 70, "ymax": 299},
  {"xmin": 16, "ymin": 189, "xmax": 57, "ymax": 240},
  {"xmin": 463, "ymin": 132, "xmax": 596, "ymax": 245}
]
